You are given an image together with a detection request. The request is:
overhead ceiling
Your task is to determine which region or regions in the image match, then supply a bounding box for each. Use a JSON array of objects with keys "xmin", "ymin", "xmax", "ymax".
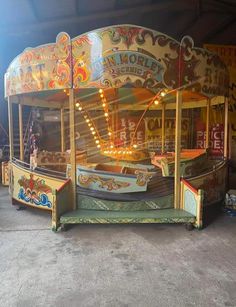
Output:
[
  {"xmin": 0, "ymin": 0, "xmax": 235, "ymax": 94},
  {"xmin": 0, "ymin": 0, "xmax": 235, "ymax": 51}
]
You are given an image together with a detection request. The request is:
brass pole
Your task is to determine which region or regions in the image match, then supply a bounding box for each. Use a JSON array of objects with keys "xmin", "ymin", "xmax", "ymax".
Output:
[
  {"xmin": 69, "ymin": 89, "xmax": 77, "ymax": 210},
  {"xmin": 8, "ymin": 97, "xmax": 14, "ymax": 160},
  {"xmin": 161, "ymin": 102, "xmax": 165, "ymax": 153},
  {"xmin": 19, "ymin": 103, "xmax": 24, "ymax": 161},
  {"xmin": 174, "ymin": 90, "xmax": 182, "ymax": 209},
  {"xmin": 60, "ymin": 107, "xmax": 65, "ymax": 152},
  {"xmin": 205, "ymin": 98, "xmax": 211, "ymax": 149},
  {"xmin": 224, "ymin": 97, "xmax": 229, "ymax": 159}
]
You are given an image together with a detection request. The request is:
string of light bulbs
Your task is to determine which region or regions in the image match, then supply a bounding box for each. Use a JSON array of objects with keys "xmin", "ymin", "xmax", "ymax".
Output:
[
  {"xmin": 98, "ymin": 89, "xmax": 113, "ymax": 144},
  {"xmin": 75, "ymin": 99, "xmax": 102, "ymax": 149}
]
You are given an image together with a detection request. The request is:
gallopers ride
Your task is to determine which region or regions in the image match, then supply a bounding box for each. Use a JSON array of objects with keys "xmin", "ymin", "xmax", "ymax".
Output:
[{"xmin": 4, "ymin": 25, "xmax": 229, "ymax": 230}]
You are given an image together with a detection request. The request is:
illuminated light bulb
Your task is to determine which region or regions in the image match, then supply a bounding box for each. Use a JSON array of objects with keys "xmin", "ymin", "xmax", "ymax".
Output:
[
  {"xmin": 94, "ymin": 136, "xmax": 97, "ymax": 139},
  {"xmin": 88, "ymin": 123, "xmax": 92, "ymax": 127},
  {"xmin": 75, "ymin": 102, "xmax": 80, "ymax": 107},
  {"xmin": 84, "ymin": 115, "xmax": 87, "ymax": 119},
  {"xmin": 160, "ymin": 91, "xmax": 166, "ymax": 97},
  {"xmin": 118, "ymin": 151, "xmax": 121, "ymax": 154},
  {"xmin": 95, "ymin": 140, "xmax": 99, "ymax": 144},
  {"xmin": 90, "ymin": 127, "xmax": 94, "ymax": 131},
  {"xmin": 154, "ymin": 100, "xmax": 159, "ymax": 105},
  {"xmin": 99, "ymin": 89, "xmax": 103, "ymax": 94},
  {"xmin": 100, "ymin": 94, "xmax": 104, "ymax": 98},
  {"xmin": 104, "ymin": 112, "xmax": 108, "ymax": 117},
  {"xmin": 63, "ymin": 89, "xmax": 66, "ymax": 93},
  {"xmin": 133, "ymin": 144, "xmax": 137, "ymax": 148},
  {"xmin": 92, "ymin": 131, "xmax": 96, "ymax": 135},
  {"xmin": 104, "ymin": 151, "xmax": 108, "ymax": 154},
  {"xmin": 108, "ymin": 132, "xmax": 112, "ymax": 136},
  {"xmin": 86, "ymin": 119, "xmax": 90, "ymax": 123},
  {"xmin": 102, "ymin": 103, "xmax": 106, "ymax": 107},
  {"xmin": 78, "ymin": 107, "xmax": 82, "ymax": 111},
  {"xmin": 110, "ymin": 145, "xmax": 114, "ymax": 149},
  {"xmin": 97, "ymin": 144, "xmax": 101, "ymax": 148}
]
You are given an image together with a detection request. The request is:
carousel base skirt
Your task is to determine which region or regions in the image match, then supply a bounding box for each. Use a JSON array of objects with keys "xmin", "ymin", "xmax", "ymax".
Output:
[{"xmin": 60, "ymin": 209, "xmax": 195, "ymax": 225}]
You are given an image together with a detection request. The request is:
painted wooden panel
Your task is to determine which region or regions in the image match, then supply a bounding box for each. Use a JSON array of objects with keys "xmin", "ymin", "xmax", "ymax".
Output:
[
  {"xmin": 151, "ymin": 149, "xmax": 207, "ymax": 177},
  {"xmin": 188, "ymin": 160, "xmax": 227, "ymax": 205},
  {"xmin": 12, "ymin": 162, "xmax": 66, "ymax": 210},
  {"xmin": 71, "ymin": 25, "xmax": 228, "ymax": 97},
  {"xmin": 181, "ymin": 179, "xmax": 203, "ymax": 228},
  {"xmin": 5, "ymin": 26, "xmax": 228, "ymax": 98},
  {"xmin": 76, "ymin": 164, "xmax": 152, "ymax": 193},
  {"xmin": 5, "ymin": 32, "xmax": 72, "ymax": 97}
]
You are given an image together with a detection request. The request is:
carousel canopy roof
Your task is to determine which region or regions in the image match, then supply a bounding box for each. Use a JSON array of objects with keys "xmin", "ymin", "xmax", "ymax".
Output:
[
  {"xmin": 5, "ymin": 25, "xmax": 229, "ymax": 100},
  {"xmin": 17, "ymin": 87, "xmax": 224, "ymax": 111}
]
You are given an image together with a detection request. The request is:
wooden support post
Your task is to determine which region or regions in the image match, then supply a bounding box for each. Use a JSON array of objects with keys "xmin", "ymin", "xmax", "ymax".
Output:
[
  {"xmin": 60, "ymin": 107, "xmax": 65, "ymax": 152},
  {"xmin": 112, "ymin": 103, "xmax": 115, "ymax": 140},
  {"xmin": 51, "ymin": 189, "xmax": 58, "ymax": 231},
  {"xmin": 229, "ymin": 118, "xmax": 232, "ymax": 159},
  {"xmin": 174, "ymin": 90, "xmax": 182, "ymax": 209},
  {"xmin": 196, "ymin": 189, "xmax": 204, "ymax": 229},
  {"xmin": 8, "ymin": 97, "xmax": 14, "ymax": 160},
  {"xmin": 115, "ymin": 102, "xmax": 119, "ymax": 137},
  {"xmin": 161, "ymin": 102, "xmax": 165, "ymax": 153},
  {"xmin": 19, "ymin": 103, "xmax": 24, "ymax": 161},
  {"xmin": 224, "ymin": 97, "xmax": 229, "ymax": 159},
  {"xmin": 205, "ymin": 98, "xmax": 210, "ymax": 149},
  {"xmin": 69, "ymin": 89, "xmax": 77, "ymax": 210}
]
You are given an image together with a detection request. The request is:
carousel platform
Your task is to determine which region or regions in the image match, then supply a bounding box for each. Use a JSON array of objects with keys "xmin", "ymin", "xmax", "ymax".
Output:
[{"xmin": 60, "ymin": 209, "xmax": 195, "ymax": 225}]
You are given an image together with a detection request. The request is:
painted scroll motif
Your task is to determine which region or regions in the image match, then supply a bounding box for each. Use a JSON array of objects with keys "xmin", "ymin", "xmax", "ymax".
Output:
[{"xmin": 5, "ymin": 32, "xmax": 72, "ymax": 96}]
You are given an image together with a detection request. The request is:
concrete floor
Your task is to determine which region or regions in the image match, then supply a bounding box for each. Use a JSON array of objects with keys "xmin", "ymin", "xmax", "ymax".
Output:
[{"xmin": 0, "ymin": 186, "xmax": 236, "ymax": 307}]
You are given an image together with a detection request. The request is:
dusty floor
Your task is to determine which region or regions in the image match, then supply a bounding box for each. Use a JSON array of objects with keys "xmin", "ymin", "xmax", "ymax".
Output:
[{"xmin": 0, "ymin": 185, "xmax": 236, "ymax": 307}]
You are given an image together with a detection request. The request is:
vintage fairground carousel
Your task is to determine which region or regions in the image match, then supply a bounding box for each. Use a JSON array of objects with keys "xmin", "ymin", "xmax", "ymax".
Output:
[{"xmin": 4, "ymin": 25, "xmax": 229, "ymax": 230}]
